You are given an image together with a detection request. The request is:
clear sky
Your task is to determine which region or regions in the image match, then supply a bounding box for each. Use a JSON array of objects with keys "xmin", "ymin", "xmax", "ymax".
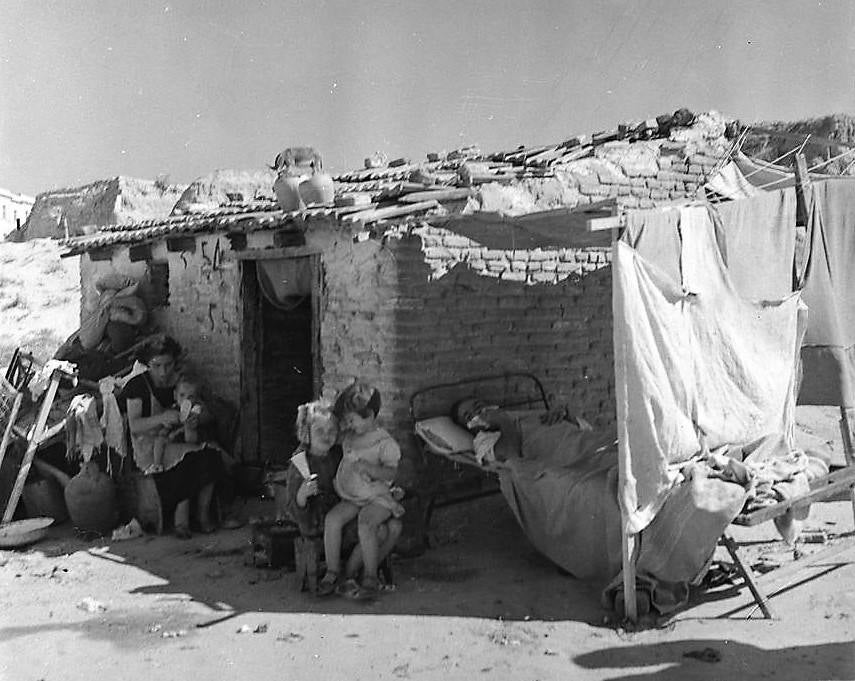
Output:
[{"xmin": 2, "ymin": 0, "xmax": 854, "ymax": 196}]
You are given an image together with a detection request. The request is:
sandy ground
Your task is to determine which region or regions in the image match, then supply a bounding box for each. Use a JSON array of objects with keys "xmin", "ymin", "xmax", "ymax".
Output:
[
  {"xmin": 1, "ymin": 462, "xmax": 853, "ymax": 681},
  {"xmin": 1, "ymin": 240, "xmax": 853, "ymax": 680}
]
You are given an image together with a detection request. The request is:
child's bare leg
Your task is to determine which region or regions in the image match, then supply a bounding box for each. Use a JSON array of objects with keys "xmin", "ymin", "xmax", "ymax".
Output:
[
  {"xmin": 174, "ymin": 499, "xmax": 190, "ymax": 536},
  {"xmin": 344, "ymin": 519, "xmax": 400, "ymax": 578},
  {"xmin": 378, "ymin": 518, "xmax": 402, "ymax": 564},
  {"xmin": 196, "ymin": 482, "xmax": 215, "ymax": 531},
  {"xmin": 322, "ymin": 501, "xmax": 359, "ymax": 582},
  {"xmin": 357, "ymin": 502, "xmax": 393, "ymax": 582},
  {"xmin": 148, "ymin": 433, "xmax": 167, "ymax": 474}
]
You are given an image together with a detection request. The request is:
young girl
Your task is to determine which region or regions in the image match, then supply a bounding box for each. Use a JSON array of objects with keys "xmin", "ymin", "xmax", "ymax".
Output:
[
  {"xmin": 280, "ymin": 400, "xmax": 342, "ymax": 536},
  {"xmin": 318, "ymin": 380, "xmax": 404, "ymax": 599}
]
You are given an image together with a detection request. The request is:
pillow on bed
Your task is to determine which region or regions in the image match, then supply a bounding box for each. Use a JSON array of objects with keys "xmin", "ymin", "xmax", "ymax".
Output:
[{"xmin": 415, "ymin": 416, "xmax": 474, "ymax": 455}]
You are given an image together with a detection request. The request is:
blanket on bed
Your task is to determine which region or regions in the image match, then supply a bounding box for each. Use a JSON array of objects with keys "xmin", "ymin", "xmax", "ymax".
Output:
[{"xmin": 497, "ymin": 413, "xmax": 747, "ymax": 613}]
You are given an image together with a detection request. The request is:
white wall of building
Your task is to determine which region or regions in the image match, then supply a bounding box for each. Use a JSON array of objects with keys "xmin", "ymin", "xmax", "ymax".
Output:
[{"xmin": 0, "ymin": 188, "xmax": 35, "ymax": 238}]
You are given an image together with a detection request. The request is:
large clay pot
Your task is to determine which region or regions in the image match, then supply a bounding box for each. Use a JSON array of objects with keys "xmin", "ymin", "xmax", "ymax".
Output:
[
  {"xmin": 22, "ymin": 478, "xmax": 69, "ymax": 523},
  {"xmin": 299, "ymin": 171, "xmax": 335, "ymax": 206},
  {"xmin": 273, "ymin": 174, "xmax": 306, "ymax": 212},
  {"xmin": 63, "ymin": 461, "xmax": 119, "ymax": 535}
]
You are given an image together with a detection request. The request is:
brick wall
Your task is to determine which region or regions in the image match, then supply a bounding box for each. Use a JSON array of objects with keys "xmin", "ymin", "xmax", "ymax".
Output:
[{"xmin": 381, "ymin": 229, "xmax": 614, "ymax": 478}]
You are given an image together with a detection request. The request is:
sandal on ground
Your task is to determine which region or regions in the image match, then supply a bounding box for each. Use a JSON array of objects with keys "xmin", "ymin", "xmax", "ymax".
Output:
[
  {"xmin": 335, "ymin": 578, "xmax": 361, "ymax": 598},
  {"xmin": 174, "ymin": 525, "xmax": 192, "ymax": 540},
  {"xmin": 316, "ymin": 572, "xmax": 339, "ymax": 597},
  {"xmin": 346, "ymin": 577, "xmax": 380, "ymax": 602}
]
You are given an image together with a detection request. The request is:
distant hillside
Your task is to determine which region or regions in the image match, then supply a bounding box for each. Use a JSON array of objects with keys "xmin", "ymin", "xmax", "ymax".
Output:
[
  {"xmin": 742, "ymin": 113, "xmax": 855, "ymax": 175},
  {"xmin": 170, "ymin": 168, "xmax": 276, "ymax": 215},
  {"xmin": 10, "ymin": 176, "xmax": 185, "ymax": 242},
  {"xmin": 0, "ymin": 238, "xmax": 79, "ymax": 368}
]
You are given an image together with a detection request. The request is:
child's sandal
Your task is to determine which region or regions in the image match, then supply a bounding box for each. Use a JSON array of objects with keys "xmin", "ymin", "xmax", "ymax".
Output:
[
  {"xmin": 315, "ymin": 572, "xmax": 338, "ymax": 597},
  {"xmin": 349, "ymin": 577, "xmax": 380, "ymax": 602},
  {"xmin": 335, "ymin": 578, "xmax": 360, "ymax": 598}
]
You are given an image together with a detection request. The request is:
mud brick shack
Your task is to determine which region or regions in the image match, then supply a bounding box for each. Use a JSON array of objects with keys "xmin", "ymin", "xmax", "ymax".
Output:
[{"xmin": 61, "ymin": 110, "xmax": 734, "ymax": 487}]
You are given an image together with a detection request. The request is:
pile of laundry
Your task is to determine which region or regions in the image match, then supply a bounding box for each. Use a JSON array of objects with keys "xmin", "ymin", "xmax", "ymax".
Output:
[{"xmin": 683, "ymin": 434, "xmax": 830, "ymax": 544}]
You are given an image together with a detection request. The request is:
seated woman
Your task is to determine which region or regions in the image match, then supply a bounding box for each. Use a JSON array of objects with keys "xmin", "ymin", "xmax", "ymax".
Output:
[
  {"xmin": 120, "ymin": 335, "xmax": 224, "ymax": 539},
  {"xmin": 282, "ymin": 399, "xmax": 401, "ymax": 596}
]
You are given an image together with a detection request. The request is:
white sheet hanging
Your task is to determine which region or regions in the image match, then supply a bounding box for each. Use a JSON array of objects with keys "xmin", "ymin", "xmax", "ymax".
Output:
[{"xmin": 613, "ymin": 205, "xmax": 806, "ymax": 533}]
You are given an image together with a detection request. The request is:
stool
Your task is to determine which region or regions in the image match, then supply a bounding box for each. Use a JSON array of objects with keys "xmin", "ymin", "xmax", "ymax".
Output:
[
  {"xmin": 294, "ymin": 535, "xmax": 395, "ymax": 593},
  {"xmin": 295, "ymin": 536, "xmax": 323, "ymax": 593}
]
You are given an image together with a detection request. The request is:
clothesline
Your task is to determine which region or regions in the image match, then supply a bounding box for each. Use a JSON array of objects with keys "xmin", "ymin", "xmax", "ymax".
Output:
[
  {"xmin": 752, "ymin": 144, "xmax": 855, "ymax": 191},
  {"xmin": 738, "ymin": 136, "xmax": 810, "ymax": 183}
]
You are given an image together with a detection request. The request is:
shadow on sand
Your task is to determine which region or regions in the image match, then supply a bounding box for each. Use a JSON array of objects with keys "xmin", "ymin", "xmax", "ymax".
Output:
[
  {"xmin": 0, "ymin": 494, "xmax": 613, "ymax": 646},
  {"xmin": 574, "ymin": 638, "xmax": 855, "ymax": 681}
]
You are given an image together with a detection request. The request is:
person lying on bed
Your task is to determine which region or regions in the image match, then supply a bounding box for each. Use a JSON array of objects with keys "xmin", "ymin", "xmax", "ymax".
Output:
[{"xmin": 450, "ymin": 397, "xmax": 615, "ymax": 466}]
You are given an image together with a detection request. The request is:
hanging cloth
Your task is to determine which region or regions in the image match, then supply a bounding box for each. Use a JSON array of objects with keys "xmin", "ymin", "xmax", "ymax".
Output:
[
  {"xmin": 256, "ymin": 257, "xmax": 313, "ymax": 311},
  {"xmin": 798, "ymin": 179, "xmax": 855, "ymax": 406},
  {"xmin": 613, "ymin": 205, "xmax": 806, "ymax": 533}
]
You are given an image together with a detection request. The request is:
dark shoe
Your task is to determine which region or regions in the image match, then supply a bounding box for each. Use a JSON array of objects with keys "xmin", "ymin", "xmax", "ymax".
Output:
[{"xmin": 174, "ymin": 526, "xmax": 192, "ymax": 540}]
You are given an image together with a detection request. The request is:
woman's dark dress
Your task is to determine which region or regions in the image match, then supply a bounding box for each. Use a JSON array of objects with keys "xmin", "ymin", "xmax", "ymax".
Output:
[{"xmin": 120, "ymin": 373, "xmax": 223, "ymax": 523}]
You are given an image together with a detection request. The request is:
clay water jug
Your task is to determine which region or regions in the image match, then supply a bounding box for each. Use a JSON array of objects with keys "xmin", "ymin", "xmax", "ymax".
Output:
[
  {"xmin": 63, "ymin": 461, "xmax": 119, "ymax": 535},
  {"xmin": 273, "ymin": 174, "xmax": 306, "ymax": 212},
  {"xmin": 299, "ymin": 170, "xmax": 335, "ymax": 206}
]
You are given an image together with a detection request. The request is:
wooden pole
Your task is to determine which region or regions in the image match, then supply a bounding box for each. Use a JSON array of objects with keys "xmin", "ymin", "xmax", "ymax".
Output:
[{"xmin": 612, "ymin": 239, "xmax": 637, "ymax": 622}]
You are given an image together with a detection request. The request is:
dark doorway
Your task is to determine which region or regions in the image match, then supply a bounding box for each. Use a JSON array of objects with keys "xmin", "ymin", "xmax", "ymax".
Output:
[
  {"xmin": 259, "ymin": 293, "xmax": 313, "ymax": 463},
  {"xmin": 240, "ymin": 256, "xmax": 321, "ymax": 464}
]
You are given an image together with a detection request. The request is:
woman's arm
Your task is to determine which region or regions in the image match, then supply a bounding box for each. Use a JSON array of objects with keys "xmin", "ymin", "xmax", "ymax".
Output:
[{"xmin": 126, "ymin": 398, "xmax": 178, "ymax": 435}]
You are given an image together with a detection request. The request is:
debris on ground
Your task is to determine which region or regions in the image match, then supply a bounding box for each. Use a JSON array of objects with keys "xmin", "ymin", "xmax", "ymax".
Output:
[
  {"xmin": 236, "ymin": 623, "xmax": 268, "ymax": 634},
  {"xmin": 111, "ymin": 518, "xmax": 144, "ymax": 542},
  {"xmin": 76, "ymin": 597, "xmax": 107, "ymax": 613}
]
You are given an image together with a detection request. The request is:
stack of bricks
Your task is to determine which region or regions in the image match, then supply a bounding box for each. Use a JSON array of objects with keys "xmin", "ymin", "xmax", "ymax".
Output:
[{"xmin": 569, "ymin": 142, "xmax": 725, "ymax": 211}]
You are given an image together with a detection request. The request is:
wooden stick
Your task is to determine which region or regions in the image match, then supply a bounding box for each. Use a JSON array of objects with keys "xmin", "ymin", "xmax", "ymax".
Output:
[
  {"xmin": 0, "ymin": 391, "xmax": 24, "ymax": 475},
  {"xmin": 2, "ymin": 373, "xmax": 61, "ymax": 524},
  {"xmin": 622, "ymin": 530, "xmax": 638, "ymax": 621},
  {"xmin": 720, "ymin": 534, "xmax": 776, "ymax": 619},
  {"xmin": 838, "ymin": 406, "xmax": 855, "ymax": 522},
  {"xmin": 344, "ymin": 200, "xmax": 439, "ymax": 225}
]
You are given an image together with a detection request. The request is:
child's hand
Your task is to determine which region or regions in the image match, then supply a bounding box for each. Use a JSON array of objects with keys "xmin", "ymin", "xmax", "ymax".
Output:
[
  {"xmin": 160, "ymin": 410, "xmax": 181, "ymax": 427},
  {"xmin": 296, "ymin": 476, "xmax": 319, "ymax": 507}
]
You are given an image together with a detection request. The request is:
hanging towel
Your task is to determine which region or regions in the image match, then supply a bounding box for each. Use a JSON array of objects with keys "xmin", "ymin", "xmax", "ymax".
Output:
[
  {"xmin": 65, "ymin": 394, "xmax": 103, "ymax": 462},
  {"xmin": 712, "ymin": 187, "xmax": 797, "ymax": 300},
  {"xmin": 99, "ymin": 376, "xmax": 126, "ymax": 461}
]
